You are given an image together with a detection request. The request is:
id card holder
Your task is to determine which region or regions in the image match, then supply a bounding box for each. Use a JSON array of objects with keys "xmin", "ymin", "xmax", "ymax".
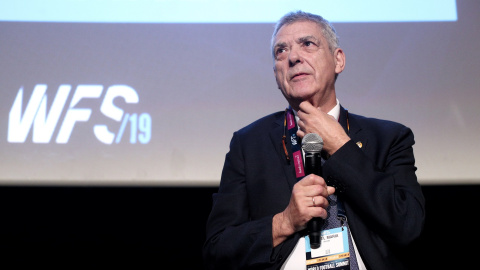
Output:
[{"xmin": 305, "ymin": 227, "xmax": 352, "ymax": 270}]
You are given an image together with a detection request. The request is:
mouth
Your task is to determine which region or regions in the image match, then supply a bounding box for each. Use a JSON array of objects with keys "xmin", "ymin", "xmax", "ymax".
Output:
[{"xmin": 290, "ymin": 72, "xmax": 309, "ymax": 81}]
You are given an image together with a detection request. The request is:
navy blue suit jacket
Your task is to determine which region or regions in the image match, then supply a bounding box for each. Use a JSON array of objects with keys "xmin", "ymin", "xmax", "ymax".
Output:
[{"xmin": 204, "ymin": 106, "xmax": 425, "ymax": 270}]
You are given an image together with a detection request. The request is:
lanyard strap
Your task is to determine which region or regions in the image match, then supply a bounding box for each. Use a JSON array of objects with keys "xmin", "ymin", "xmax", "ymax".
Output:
[{"xmin": 285, "ymin": 108, "xmax": 305, "ymax": 180}]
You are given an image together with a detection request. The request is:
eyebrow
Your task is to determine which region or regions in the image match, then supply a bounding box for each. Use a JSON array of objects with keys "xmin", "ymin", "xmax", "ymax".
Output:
[
  {"xmin": 274, "ymin": 41, "xmax": 287, "ymax": 51},
  {"xmin": 297, "ymin": 35, "xmax": 320, "ymax": 44},
  {"xmin": 274, "ymin": 35, "xmax": 320, "ymax": 49}
]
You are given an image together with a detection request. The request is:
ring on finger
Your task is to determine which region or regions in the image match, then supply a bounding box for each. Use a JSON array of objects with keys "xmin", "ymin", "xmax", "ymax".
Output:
[{"xmin": 312, "ymin": 196, "xmax": 316, "ymax": 207}]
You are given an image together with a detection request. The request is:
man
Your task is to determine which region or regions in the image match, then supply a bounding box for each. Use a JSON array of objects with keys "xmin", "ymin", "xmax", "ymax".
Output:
[{"xmin": 203, "ymin": 11, "xmax": 425, "ymax": 270}]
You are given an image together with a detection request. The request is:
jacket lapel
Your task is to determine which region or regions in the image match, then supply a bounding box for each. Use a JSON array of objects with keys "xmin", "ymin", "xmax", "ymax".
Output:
[{"xmin": 339, "ymin": 106, "xmax": 368, "ymax": 151}]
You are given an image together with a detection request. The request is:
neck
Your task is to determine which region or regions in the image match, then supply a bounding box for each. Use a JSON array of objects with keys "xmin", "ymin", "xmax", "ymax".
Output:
[{"xmin": 289, "ymin": 93, "xmax": 337, "ymax": 113}]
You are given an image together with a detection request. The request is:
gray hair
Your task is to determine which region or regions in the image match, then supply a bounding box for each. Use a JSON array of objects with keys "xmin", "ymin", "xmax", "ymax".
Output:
[{"xmin": 271, "ymin": 11, "xmax": 339, "ymax": 58}]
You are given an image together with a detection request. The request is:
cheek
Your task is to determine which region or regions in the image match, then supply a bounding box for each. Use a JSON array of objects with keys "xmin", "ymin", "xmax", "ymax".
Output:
[
  {"xmin": 274, "ymin": 74, "xmax": 284, "ymax": 90},
  {"xmin": 274, "ymin": 72, "xmax": 289, "ymax": 92},
  {"xmin": 274, "ymin": 67, "xmax": 285, "ymax": 82}
]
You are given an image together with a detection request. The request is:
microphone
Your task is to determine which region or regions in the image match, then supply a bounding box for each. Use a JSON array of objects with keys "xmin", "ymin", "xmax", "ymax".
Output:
[{"xmin": 302, "ymin": 133, "xmax": 324, "ymax": 249}]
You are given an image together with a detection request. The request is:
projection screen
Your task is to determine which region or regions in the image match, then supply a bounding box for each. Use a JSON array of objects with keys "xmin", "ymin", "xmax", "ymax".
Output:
[{"xmin": 1, "ymin": 0, "xmax": 478, "ymax": 186}]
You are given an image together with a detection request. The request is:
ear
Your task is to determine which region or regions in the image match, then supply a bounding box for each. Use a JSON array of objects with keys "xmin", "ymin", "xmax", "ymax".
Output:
[{"xmin": 333, "ymin": 48, "xmax": 346, "ymax": 74}]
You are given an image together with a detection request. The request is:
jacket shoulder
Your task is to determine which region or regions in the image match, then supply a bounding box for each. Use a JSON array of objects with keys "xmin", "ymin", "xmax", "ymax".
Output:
[
  {"xmin": 349, "ymin": 112, "xmax": 411, "ymax": 133},
  {"xmin": 235, "ymin": 111, "xmax": 284, "ymax": 137}
]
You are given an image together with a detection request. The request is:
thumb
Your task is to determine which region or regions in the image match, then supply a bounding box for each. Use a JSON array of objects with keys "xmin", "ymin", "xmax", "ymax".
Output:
[{"xmin": 327, "ymin": 186, "xmax": 336, "ymax": 196}]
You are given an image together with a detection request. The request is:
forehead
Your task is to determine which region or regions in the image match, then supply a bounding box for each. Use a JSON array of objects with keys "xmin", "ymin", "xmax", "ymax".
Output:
[{"xmin": 274, "ymin": 20, "xmax": 323, "ymax": 44}]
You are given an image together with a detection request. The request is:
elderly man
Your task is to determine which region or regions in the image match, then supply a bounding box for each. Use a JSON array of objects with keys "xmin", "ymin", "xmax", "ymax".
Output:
[{"xmin": 203, "ymin": 11, "xmax": 425, "ymax": 270}]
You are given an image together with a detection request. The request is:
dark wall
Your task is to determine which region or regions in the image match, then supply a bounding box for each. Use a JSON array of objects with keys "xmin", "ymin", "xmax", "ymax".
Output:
[{"xmin": 0, "ymin": 185, "xmax": 476, "ymax": 268}]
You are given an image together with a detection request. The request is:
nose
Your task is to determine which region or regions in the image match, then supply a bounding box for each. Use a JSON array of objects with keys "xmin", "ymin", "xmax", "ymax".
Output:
[{"xmin": 288, "ymin": 47, "xmax": 302, "ymax": 67}]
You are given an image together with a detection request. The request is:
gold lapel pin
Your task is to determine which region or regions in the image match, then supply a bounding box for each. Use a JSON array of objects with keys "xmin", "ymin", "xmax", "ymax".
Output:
[{"xmin": 356, "ymin": 141, "xmax": 363, "ymax": 148}]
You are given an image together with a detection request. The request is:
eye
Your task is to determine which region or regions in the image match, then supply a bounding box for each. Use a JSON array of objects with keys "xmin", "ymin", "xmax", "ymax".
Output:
[
  {"xmin": 304, "ymin": 41, "xmax": 315, "ymax": 46},
  {"xmin": 275, "ymin": 47, "xmax": 287, "ymax": 58}
]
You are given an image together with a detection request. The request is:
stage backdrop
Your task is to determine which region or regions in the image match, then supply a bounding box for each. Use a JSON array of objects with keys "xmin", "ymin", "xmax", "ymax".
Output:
[{"xmin": 1, "ymin": 0, "xmax": 478, "ymax": 186}]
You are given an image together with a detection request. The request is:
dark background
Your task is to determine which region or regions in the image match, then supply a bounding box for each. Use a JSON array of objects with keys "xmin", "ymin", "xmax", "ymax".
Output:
[{"xmin": 0, "ymin": 185, "xmax": 476, "ymax": 268}]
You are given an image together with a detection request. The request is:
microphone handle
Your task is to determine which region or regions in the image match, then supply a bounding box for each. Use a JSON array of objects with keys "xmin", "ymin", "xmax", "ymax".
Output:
[{"xmin": 304, "ymin": 152, "xmax": 323, "ymax": 249}]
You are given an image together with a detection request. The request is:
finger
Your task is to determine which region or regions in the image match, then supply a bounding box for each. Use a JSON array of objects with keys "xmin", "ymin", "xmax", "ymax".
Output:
[
  {"xmin": 303, "ymin": 185, "xmax": 330, "ymax": 202},
  {"xmin": 306, "ymin": 183, "xmax": 332, "ymax": 200},
  {"xmin": 296, "ymin": 129, "xmax": 305, "ymax": 139},
  {"xmin": 310, "ymin": 203, "xmax": 329, "ymax": 219},
  {"xmin": 296, "ymin": 119, "xmax": 304, "ymax": 131},
  {"xmin": 310, "ymin": 195, "xmax": 329, "ymax": 209},
  {"xmin": 298, "ymin": 101, "xmax": 315, "ymax": 113},
  {"xmin": 298, "ymin": 174, "xmax": 324, "ymax": 187},
  {"xmin": 296, "ymin": 118, "xmax": 303, "ymax": 127}
]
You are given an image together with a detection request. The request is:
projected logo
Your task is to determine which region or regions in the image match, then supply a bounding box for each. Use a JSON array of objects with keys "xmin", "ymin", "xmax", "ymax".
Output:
[{"xmin": 8, "ymin": 84, "xmax": 152, "ymax": 144}]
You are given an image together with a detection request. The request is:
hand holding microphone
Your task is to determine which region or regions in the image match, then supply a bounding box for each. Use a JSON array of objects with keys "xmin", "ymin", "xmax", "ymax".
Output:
[{"xmin": 272, "ymin": 133, "xmax": 334, "ymax": 248}]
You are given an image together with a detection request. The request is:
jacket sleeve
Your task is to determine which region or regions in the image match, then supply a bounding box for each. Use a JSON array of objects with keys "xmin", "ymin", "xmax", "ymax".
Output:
[
  {"xmin": 202, "ymin": 132, "xmax": 298, "ymax": 270},
  {"xmin": 323, "ymin": 122, "xmax": 425, "ymax": 248}
]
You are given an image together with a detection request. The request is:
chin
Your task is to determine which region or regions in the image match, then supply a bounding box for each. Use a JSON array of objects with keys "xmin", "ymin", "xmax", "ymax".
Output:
[{"xmin": 290, "ymin": 91, "xmax": 316, "ymax": 101}]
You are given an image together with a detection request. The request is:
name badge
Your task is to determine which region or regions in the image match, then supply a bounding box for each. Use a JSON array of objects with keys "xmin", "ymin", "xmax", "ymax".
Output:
[{"xmin": 305, "ymin": 227, "xmax": 352, "ymax": 270}]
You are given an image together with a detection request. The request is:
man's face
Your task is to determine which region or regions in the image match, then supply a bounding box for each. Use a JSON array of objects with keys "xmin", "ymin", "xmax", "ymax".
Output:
[{"xmin": 273, "ymin": 20, "xmax": 344, "ymax": 110}]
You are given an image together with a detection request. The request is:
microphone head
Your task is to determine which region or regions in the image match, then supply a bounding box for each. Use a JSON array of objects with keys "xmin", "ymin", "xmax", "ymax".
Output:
[{"xmin": 302, "ymin": 133, "xmax": 324, "ymax": 153}]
